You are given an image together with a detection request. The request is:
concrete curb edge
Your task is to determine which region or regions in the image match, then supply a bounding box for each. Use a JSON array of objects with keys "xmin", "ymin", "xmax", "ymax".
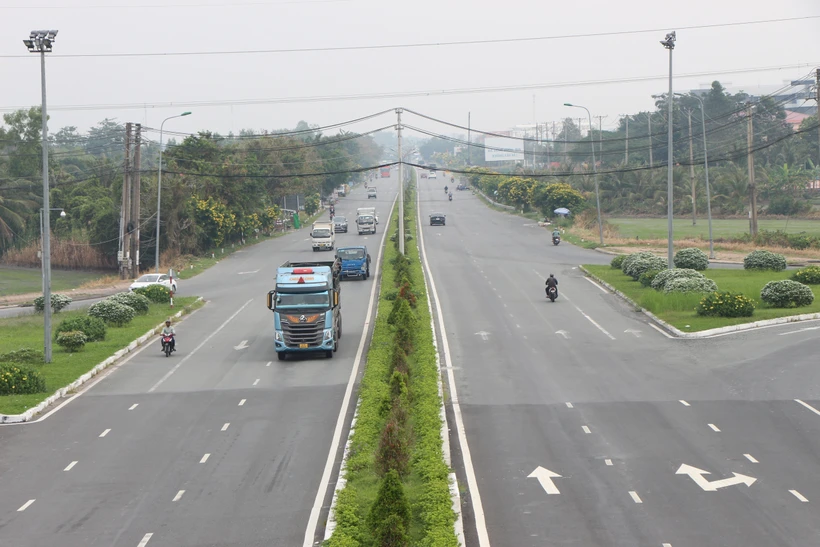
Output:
[
  {"xmin": 579, "ymin": 266, "xmax": 820, "ymax": 339},
  {"xmin": 0, "ymin": 297, "xmax": 204, "ymax": 424}
]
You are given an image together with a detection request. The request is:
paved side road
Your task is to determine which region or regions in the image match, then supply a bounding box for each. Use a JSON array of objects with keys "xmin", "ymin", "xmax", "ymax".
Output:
[
  {"xmin": 0, "ymin": 179, "xmax": 396, "ymax": 547},
  {"xmin": 418, "ymin": 172, "xmax": 820, "ymax": 547}
]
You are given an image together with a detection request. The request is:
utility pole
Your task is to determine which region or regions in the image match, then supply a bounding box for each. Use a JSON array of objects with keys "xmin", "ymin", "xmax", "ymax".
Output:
[
  {"xmin": 120, "ymin": 123, "xmax": 132, "ymax": 279},
  {"xmin": 624, "ymin": 116, "xmax": 629, "ymax": 164},
  {"xmin": 648, "ymin": 114, "xmax": 654, "ymax": 168},
  {"xmin": 816, "ymin": 69, "xmax": 819, "ymax": 169},
  {"xmin": 563, "ymin": 119, "xmax": 568, "ymax": 163},
  {"xmin": 687, "ymin": 109, "xmax": 696, "ymax": 225},
  {"xmin": 594, "ymin": 115, "xmax": 606, "ymax": 157},
  {"xmin": 467, "ymin": 112, "xmax": 471, "ymax": 167},
  {"xmin": 747, "ymin": 103, "xmax": 758, "ymax": 237},
  {"xmin": 545, "ymin": 121, "xmax": 551, "ymax": 168},
  {"xmin": 131, "ymin": 124, "xmax": 142, "ymax": 276},
  {"xmin": 396, "ymin": 108, "xmax": 404, "ymax": 255}
]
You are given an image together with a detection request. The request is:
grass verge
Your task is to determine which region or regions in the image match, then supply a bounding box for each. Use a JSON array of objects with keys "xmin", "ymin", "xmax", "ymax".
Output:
[
  {"xmin": 327, "ymin": 180, "xmax": 457, "ymax": 546},
  {"xmin": 0, "ymin": 267, "xmax": 105, "ymax": 298},
  {"xmin": 584, "ymin": 264, "xmax": 820, "ymax": 332},
  {"xmin": 0, "ymin": 296, "xmax": 201, "ymax": 415},
  {"xmin": 608, "ymin": 217, "xmax": 820, "ymax": 239}
]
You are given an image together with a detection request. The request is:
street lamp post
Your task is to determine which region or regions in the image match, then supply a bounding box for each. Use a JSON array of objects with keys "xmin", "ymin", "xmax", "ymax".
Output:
[
  {"xmin": 676, "ymin": 92, "xmax": 714, "ymax": 259},
  {"xmin": 156, "ymin": 112, "xmax": 192, "ymax": 272},
  {"xmin": 661, "ymin": 31, "xmax": 676, "ymax": 269},
  {"xmin": 564, "ymin": 103, "xmax": 603, "ymax": 245},
  {"xmin": 24, "ymin": 30, "xmax": 58, "ymax": 363}
]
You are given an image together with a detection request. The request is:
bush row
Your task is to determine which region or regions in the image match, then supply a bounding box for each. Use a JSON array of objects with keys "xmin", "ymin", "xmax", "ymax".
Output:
[{"xmin": 0, "ymin": 349, "xmax": 48, "ymax": 395}]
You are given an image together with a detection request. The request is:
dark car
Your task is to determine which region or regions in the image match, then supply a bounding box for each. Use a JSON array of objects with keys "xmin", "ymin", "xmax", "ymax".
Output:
[
  {"xmin": 429, "ymin": 212, "xmax": 446, "ymax": 226},
  {"xmin": 333, "ymin": 216, "xmax": 348, "ymax": 233}
]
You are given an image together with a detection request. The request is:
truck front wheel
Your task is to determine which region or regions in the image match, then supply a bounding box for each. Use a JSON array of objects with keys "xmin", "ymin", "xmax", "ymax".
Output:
[{"xmin": 277, "ymin": 352, "xmax": 286, "ymax": 361}]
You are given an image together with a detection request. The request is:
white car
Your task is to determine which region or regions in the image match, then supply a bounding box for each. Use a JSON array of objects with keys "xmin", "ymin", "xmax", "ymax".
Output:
[
  {"xmin": 130, "ymin": 273, "xmax": 178, "ymax": 293},
  {"xmin": 429, "ymin": 171, "xmax": 437, "ymax": 179}
]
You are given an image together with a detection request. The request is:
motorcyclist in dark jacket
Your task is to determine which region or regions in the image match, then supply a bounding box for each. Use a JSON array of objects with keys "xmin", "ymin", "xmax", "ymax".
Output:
[{"xmin": 545, "ymin": 274, "xmax": 558, "ymax": 297}]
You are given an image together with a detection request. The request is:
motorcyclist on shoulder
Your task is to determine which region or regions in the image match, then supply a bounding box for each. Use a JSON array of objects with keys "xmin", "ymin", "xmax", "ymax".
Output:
[
  {"xmin": 160, "ymin": 319, "xmax": 176, "ymax": 352},
  {"xmin": 545, "ymin": 274, "xmax": 558, "ymax": 297},
  {"xmin": 552, "ymin": 228, "xmax": 561, "ymax": 239}
]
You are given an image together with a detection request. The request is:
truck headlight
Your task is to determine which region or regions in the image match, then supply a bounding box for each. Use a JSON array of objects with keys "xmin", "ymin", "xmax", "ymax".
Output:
[
  {"xmin": 275, "ymin": 331, "xmax": 282, "ymax": 341},
  {"xmin": 324, "ymin": 329, "xmax": 333, "ymax": 340}
]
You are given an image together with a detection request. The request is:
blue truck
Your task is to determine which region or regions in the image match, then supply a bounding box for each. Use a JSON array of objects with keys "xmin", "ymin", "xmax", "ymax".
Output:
[
  {"xmin": 266, "ymin": 259, "xmax": 342, "ymax": 360},
  {"xmin": 336, "ymin": 246, "xmax": 371, "ymax": 280}
]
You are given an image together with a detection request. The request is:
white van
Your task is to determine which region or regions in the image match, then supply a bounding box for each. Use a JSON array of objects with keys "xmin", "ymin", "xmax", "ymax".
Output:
[{"xmin": 311, "ymin": 222, "xmax": 335, "ymax": 251}]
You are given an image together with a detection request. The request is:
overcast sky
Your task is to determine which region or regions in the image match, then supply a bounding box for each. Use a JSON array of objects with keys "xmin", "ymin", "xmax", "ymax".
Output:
[{"xmin": 1, "ymin": 0, "xmax": 818, "ymax": 142}]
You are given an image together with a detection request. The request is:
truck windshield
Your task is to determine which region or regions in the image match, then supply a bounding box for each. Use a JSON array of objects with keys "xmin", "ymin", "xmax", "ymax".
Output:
[
  {"xmin": 338, "ymin": 249, "xmax": 365, "ymax": 260},
  {"xmin": 277, "ymin": 292, "xmax": 329, "ymax": 308},
  {"xmin": 313, "ymin": 229, "xmax": 331, "ymax": 238},
  {"xmin": 357, "ymin": 216, "xmax": 374, "ymax": 224}
]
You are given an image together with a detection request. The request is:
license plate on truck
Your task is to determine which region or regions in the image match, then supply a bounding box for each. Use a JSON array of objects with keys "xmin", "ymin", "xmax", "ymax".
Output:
[{"xmin": 299, "ymin": 343, "xmax": 308, "ymax": 348}]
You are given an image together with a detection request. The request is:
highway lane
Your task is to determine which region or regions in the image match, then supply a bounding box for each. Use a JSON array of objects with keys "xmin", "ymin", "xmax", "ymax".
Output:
[
  {"xmin": 0, "ymin": 176, "xmax": 396, "ymax": 547},
  {"xmin": 417, "ymin": 171, "xmax": 820, "ymax": 547}
]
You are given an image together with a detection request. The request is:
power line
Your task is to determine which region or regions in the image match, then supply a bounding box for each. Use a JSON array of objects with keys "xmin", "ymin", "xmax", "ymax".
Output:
[{"xmin": 1, "ymin": 0, "xmax": 348, "ymax": 9}]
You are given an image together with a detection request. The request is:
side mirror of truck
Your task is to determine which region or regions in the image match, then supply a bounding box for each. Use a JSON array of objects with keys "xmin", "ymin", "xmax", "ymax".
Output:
[
  {"xmin": 267, "ymin": 291, "xmax": 276, "ymax": 310},
  {"xmin": 309, "ymin": 231, "xmax": 313, "ymax": 237}
]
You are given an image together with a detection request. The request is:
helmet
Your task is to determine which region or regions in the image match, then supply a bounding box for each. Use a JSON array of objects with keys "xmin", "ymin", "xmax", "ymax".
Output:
[
  {"xmin": 165, "ymin": 319, "xmax": 171, "ymax": 325},
  {"xmin": 549, "ymin": 274, "xmax": 554, "ymax": 278}
]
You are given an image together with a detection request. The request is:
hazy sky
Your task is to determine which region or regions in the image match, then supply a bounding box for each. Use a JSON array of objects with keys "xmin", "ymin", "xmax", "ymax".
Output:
[{"xmin": 1, "ymin": 0, "xmax": 818, "ymax": 141}]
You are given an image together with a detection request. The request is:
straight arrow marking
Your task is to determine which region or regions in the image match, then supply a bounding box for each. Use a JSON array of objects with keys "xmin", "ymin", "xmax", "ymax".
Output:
[
  {"xmin": 474, "ymin": 331, "xmax": 489, "ymax": 341},
  {"xmin": 234, "ymin": 340, "xmax": 249, "ymax": 350},
  {"xmin": 676, "ymin": 464, "xmax": 756, "ymax": 491},
  {"xmin": 555, "ymin": 330, "xmax": 570, "ymax": 339},
  {"xmin": 625, "ymin": 329, "xmax": 642, "ymax": 338},
  {"xmin": 528, "ymin": 466, "xmax": 562, "ymax": 495}
]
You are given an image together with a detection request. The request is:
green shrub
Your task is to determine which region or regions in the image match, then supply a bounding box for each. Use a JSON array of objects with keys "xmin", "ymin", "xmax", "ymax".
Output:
[
  {"xmin": 696, "ymin": 291, "xmax": 756, "ymax": 317},
  {"xmin": 388, "ymin": 297, "xmax": 415, "ymax": 327},
  {"xmin": 639, "ymin": 269, "xmax": 661, "ymax": 287},
  {"xmin": 56, "ymin": 330, "xmax": 87, "ymax": 352},
  {"xmin": 88, "ymin": 299, "xmax": 136, "ymax": 326},
  {"xmin": 651, "ymin": 268, "xmax": 703, "ymax": 291},
  {"xmin": 760, "ymin": 280, "xmax": 815, "ymax": 308},
  {"xmin": 743, "ymin": 250, "xmax": 787, "ymax": 271},
  {"xmin": 610, "ymin": 255, "xmax": 626, "ymax": 269},
  {"xmin": 0, "ymin": 364, "xmax": 47, "ymax": 395},
  {"xmin": 792, "ymin": 266, "xmax": 820, "ymax": 285},
  {"xmin": 663, "ymin": 276, "xmax": 718, "ymax": 294},
  {"xmin": 376, "ymin": 415, "xmax": 410, "ymax": 477},
  {"xmin": 674, "ymin": 247, "xmax": 709, "ymax": 270},
  {"xmin": 624, "ymin": 255, "xmax": 668, "ymax": 280},
  {"xmin": 620, "ymin": 251, "xmax": 656, "ymax": 275},
  {"xmin": 133, "ymin": 285, "xmax": 171, "ymax": 303},
  {"xmin": 108, "ymin": 292, "xmax": 151, "ymax": 314},
  {"xmin": 374, "ymin": 514, "xmax": 409, "ymax": 547},
  {"xmin": 33, "ymin": 293, "xmax": 72, "ymax": 313},
  {"xmin": 55, "ymin": 316, "xmax": 106, "ymax": 342},
  {"xmin": 0, "ymin": 348, "xmax": 44, "ymax": 365},
  {"xmin": 369, "ymin": 470, "xmax": 411, "ymax": 539}
]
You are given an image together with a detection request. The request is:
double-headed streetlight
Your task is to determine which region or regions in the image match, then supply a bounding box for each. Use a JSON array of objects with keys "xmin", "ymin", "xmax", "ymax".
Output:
[
  {"xmin": 675, "ymin": 92, "xmax": 715, "ymax": 259},
  {"xmin": 660, "ymin": 31, "xmax": 676, "ymax": 269},
  {"xmin": 564, "ymin": 103, "xmax": 603, "ymax": 244},
  {"xmin": 23, "ymin": 30, "xmax": 58, "ymax": 362},
  {"xmin": 156, "ymin": 112, "xmax": 192, "ymax": 272}
]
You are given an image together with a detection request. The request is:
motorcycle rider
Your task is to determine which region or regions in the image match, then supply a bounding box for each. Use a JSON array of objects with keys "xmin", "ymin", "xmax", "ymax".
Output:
[
  {"xmin": 160, "ymin": 319, "xmax": 176, "ymax": 352},
  {"xmin": 448, "ymin": 192, "xmax": 453, "ymax": 201},
  {"xmin": 545, "ymin": 274, "xmax": 559, "ymax": 298},
  {"xmin": 552, "ymin": 227, "xmax": 561, "ymax": 241},
  {"xmin": 444, "ymin": 185, "xmax": 449, "ymax": 194}
]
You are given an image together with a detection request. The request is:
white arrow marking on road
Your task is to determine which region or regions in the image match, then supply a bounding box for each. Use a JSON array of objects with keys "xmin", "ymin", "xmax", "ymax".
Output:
[
  {"xmin": 778, "ymin": 326, "xmax": 820, "ymax": 336},
  {"xmin": 234, "ymin": 340, "xmax": 249, "ymax": 350},
  {"xmin": 528, "ymin": 466, "xmax": 562, "ymax": 495},
  {"xmin": 625, "ymin": 329, "xmax": 642, "ymax": 338},
  {"xmin": 475, "ymin": 331, "xmax": 490, "ymax": 341},
  {"xmin": 238, "ymin": 269, "xmax": 260, "ymax": 275},
  {"xmin": 676, "ymin": 464, "xmax": 756, "ymax": 491},
  {"xmin": 555, "ymin": 330, "xmax": 570, "ymax": 339}
]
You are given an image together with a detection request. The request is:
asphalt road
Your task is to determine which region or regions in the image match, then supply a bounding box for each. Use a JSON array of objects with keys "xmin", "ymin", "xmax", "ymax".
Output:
[
  {"xmin": 417, "ymin": 171, "xmax": 820, "ymax": 547},
  {"xmin": 0, "ymin": 176, "xmax": 397, "ymax": 547}
]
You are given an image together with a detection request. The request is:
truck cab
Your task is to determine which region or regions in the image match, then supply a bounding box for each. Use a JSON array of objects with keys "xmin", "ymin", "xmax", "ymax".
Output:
[
  {"xmin": 336, "ymin": 246, "xmax": 371, "ymax": 280},
  {"xmin": 267, "ymin": 260, "xmax": 342, "ymax": 360},
  {"xmin": 311, "ymin": 222, "xmax": 335, "ymax": 252}
]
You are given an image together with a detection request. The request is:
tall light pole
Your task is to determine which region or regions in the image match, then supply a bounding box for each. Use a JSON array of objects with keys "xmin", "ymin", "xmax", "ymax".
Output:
[
  {"xmin": 23, "ymin": 30, "xmax": 58, "ymax": 363},
  {"xmin": 156, "ymin": 111, "xmax": 191, "ymax": 272},
  {"xmin": 676, "ymin": 92, "xmax": 714, "ymax": 259},
  {"xmin": 661, "ymin": 31, "xmax": 676, "ymax": 269},
  {"xmin": 564, "ymin": 103, "xmax": 603, "ymax": 245}
]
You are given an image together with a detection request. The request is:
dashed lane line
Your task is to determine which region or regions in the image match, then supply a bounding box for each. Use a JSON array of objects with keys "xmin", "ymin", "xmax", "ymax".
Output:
[
  {"xmin": 99, "ymin": 428, "xmax": 111, "ymax": 437},
  {"xmin": 629, "ymin": 491, "xmax": 643, "ymax": 504},
  {"xmin": 64, "ymin": 461, "xmax": 78, "ymax": 471},
  {"xmin": 582, "ymin": 425, "xmax": 591, "ymax": 434},
  {"xmin": 605, "ymin": 459, "xmax": 613, "ymax": 466},
  {"xmin": 708, "ymin": 423, "xmax": 721, "ymax": 432},
  {"xmin": 679, "ymin": 400, "xmax": 690, "ymax": 406},
  {"xmin": 790, "ymin": 490, "xmax": 809, "ymax": 502},
  {"xmin": 137, "ymin": 533, "xmax": 153, "ymax": 547},
  {"xmin": 173, "ymin": 490, "xmax": 185, "ymax": 502},
  {"xmin": 238, "ymin": 399, "xmax": 246, "ymax": 406},
  {"xmin": 128, "ymin": 404, "xmax": 139, "ymax": 410},
  {"xmin": 744, "ymin": 454, "xmax": 759, "ymax": 463},
  {"xmin": 200, "ymin": 454, "xmax": 210, "ymax": 464},
  {"xmin": 566, "ymin": 402, "xmax": 573, "ymax": 408},
  {"xmin": 252, "ymin": 379, "xmax": 260, "ymax": 386},
  {"xmin": 221, "ymin": 423, "xmax": 230, "ymax": 431},
  {"xmin": 17, "ymin": 499, "xmax": 35, "ymax": 512}
]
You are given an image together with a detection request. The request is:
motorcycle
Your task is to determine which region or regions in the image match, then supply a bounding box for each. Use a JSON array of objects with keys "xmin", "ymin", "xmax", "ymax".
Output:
[
  {"xmin": 546, "ymin": 286, "xmax": 558, "ymax": 302},
  {"xmin": 552, "ymin": 235, "xmax": 560, "ymax": 246},
  {"xmin": 448, "ymin": 194, "xmax": 453, "ymax": 202},
  {"xmin": 161, "ymin": 334, "xmax": 175, "ymax": 357}
]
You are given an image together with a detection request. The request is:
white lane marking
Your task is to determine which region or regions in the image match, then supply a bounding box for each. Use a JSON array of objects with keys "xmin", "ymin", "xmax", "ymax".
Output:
[
  {"xmin": 199, "ymin": 454, "xmax": 210, "ymax": 463},
  {"xmin": 795, "ymin": 399, "xmax": 820, "ymax": 416},
  {"xmin": 173, "ymin": 490, "xmax": 185, "ymax": 502},
  {"xmin": 17, "ymin": 499, "xmax": 35, "ymax": 512},
  {"xmin": 137, "ymin": 533, "xmax": 153, "ymax": 547},
  {"xmin": 778, "ymin": 326, "xmax": 820, "ymax": 336},
  {"xmin": 307, "ymin": 198, "xmax": 396, "ymax": 547},
  {"xmin": 238, "ymin": 399, "xmax": 246, "ymax": 406},
  {"xmin": 582, "ymin": 425, "xmax": 591, "ymax": 434},
  {"xmin": 605, "ymin": 459, "xmax": 613, "ymax": 466},
  {"xmin": 663, "ymin": 544, "xmax": 673, "ymax": 547},
  {"xmin": 252, "ymin": 379, "xmax": 260, "ymax": 386},
  {"xmin": 535, "ymin": 270, "xmax": 616, "ymax": 340},
  {"xmin": 266, "ymin": 361, "xmax": 272, "ymax": 367},
  {"xmin": 708, "ymin": 423, "xmax": 721, "ymax": 432},
  {"xmin": 237, "ymin": 269, "xmax": 260, "ymax": 275},
  {"xmin": 629, "ymin": 491, "xmax": 643, "ymax": 504},
  {"xmin": 148, "ymin": 299, "xmax": 253, "ymax": 393},
  {"xmin": 744, "ymin": 454, "xmax": 759, "ymax": 463},
  {"xmin": 99, "ymin": 429, "xmax": 111, "ymax": 437},
  {"xmin": 583, "ymin": 276, "xmax": 609, "ymax": 293},
  {"xmin": 64, "ymin": 461, "xmax": 78, "ymax": 471},
  {"xmin": 221, "ymin": 423, "xmax": 230, "ymax": 431},
  {"xmin": 679, "ymin": 400, "xmax": 690, "ymax": 406},
  {"xmin": 417, "ymin": 192, "xmax": 488, "ymax": 546},
  {"xmin": 128, "ymin": 404, "xmax": 139, "ymax": 410},
  {"xmin": 648, "ymin": 322, "xmax": 674, "ymax": 338},
  {"xmin": 566, "ymin": 402, "xmax": 574, "ymax": 408},
  {"xmin": 790, "ymin": 489, "xmax": 809, "ymax": 502}
]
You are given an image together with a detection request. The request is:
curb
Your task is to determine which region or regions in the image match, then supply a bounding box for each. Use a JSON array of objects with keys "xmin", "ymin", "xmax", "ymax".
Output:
[
  {"xmin": 0, "ymin": 288, "xmax": 127, "ymax": 311},
  {"xmin": 0, "ymin": 297, "xmax": 204, "ymax": 424},
  {"xmin": 579, "ymin": 266, "xmax": 820, "ymax": 339}
]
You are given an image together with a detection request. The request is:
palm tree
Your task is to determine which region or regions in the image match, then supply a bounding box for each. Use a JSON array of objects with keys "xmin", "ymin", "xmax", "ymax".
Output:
[{"xmin": 0, "ymin": 179, "xmax": 39, "ymax": 252}]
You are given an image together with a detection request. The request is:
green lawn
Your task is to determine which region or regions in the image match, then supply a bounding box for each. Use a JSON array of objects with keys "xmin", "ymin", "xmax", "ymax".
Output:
[
  {"xmin": 609, "ymin": 217, "xmax": 820, "ymax": 239},
  {"xmin": 0, "ymin": 267, "xmax": 104, "ymax": 298},
  {"xmin": 584, "ymin": 265, "xmax": 820, "ymax": 332},
  {"xmin": 0, "ymin": 297, "xmax": 201, "ymax": 415}
]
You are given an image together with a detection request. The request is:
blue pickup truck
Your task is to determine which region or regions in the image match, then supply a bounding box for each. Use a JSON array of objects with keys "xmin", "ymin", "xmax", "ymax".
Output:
[{"xmin": 336, "ymin": 246, "xmax": 371, "ymax": 280}]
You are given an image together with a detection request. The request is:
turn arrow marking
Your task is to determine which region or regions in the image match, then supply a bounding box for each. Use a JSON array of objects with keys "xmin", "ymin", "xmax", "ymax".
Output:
[
  {"xmin": 624, "ymin": 329, "xmax": 642, "ymax": 338},
  {"xmin": 234, "ymin": 340, "xmax": 249, "ymax": 350},
  {"xmin": 555, "ymin": 330, "xmax": 570, "ymax": 339},
  {"xmin": 474, "ymin": 331, "xmax": 490, "ymax": 341},
  {"xmin": 528, "ymin": 466, "xmax": 562, "ymax": 495},
  {"xmin": 676, "ymin": 464, "xmax": 756, "ymax": 491}
]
